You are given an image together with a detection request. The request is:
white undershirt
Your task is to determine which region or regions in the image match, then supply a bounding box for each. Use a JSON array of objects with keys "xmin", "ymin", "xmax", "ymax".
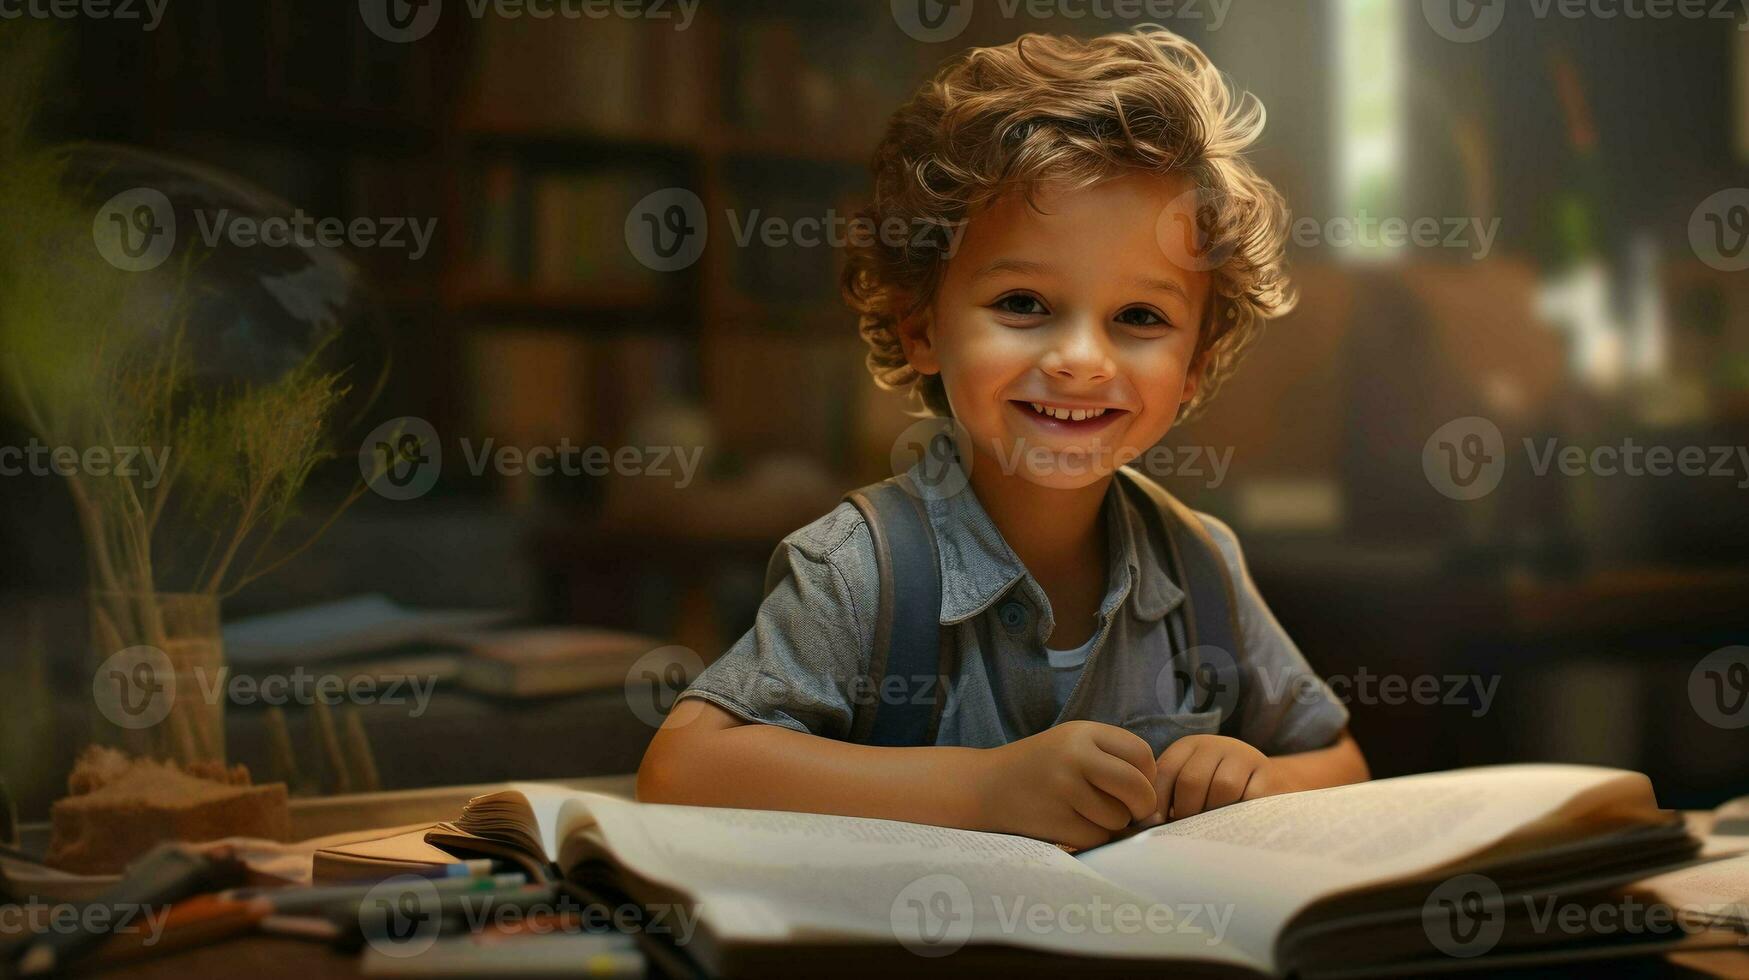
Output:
[{"xmin": 1045, "ymin": 633, "xmax": 1097, "ymax": 711}]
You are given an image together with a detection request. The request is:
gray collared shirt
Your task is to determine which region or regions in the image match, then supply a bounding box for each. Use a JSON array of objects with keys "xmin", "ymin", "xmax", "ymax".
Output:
[{"xmin": 678, "ymin": 456, "xmax": 1349, "ymax": 759}]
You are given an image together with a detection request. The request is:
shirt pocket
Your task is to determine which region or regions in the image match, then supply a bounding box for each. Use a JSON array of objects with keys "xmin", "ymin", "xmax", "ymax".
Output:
[{"xmin": 1121, "ymin": 709, "xmax": 1223, "ymax": 758}]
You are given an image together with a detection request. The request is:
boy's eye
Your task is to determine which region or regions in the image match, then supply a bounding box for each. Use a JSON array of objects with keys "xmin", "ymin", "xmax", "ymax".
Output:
[
  {"xmin": 991, "ymin": 293, "xmax": 1048, "ymax": 317},
  {"xmin": 1115, "ymin": 306, "xmax": 1171, "ymax": 330}
]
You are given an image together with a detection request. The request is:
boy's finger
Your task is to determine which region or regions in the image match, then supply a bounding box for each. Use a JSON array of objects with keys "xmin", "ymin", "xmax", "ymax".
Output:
[
  {"xmin": 1068, "ymin": 779, "xmax": 1136, "ymax": 832},
  {"xmin": 1202, "ymin": 755, "xmax": 1253, "ymax": 812},
  {"xmin": 1168, "ymin": 745, "xmax": 1222, "ymax": 819},
  {"xmin": 1152, "ymin": 737, "xmax": 1199, "ymax": 816},
  {"xmin": 1083, "ymin": 752, "xmax": 1158, "ymax": 822},
  {"xmin": 1091, "ymin": 723, "xmax": 1157, "ymax": 778},
  {"xmin": 1055, "ymin": 812, "xmax": 1115, "ymax": 852}
]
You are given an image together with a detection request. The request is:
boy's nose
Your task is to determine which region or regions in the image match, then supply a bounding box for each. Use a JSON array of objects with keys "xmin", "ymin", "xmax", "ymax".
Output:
[{"xmin": 1039, "ymin": 316, "xmax": 1116, "ymax": 384}]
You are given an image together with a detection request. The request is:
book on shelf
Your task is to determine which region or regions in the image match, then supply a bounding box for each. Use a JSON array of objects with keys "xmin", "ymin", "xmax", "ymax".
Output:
[
  {"xmin": 452, "ymin": 626, "xmax": 669, "ymax": 699},
  {"xmin": 466, "ymin": 158, "xmax": 523, "ymax": 288},
  {"xmin": 465, "ymin": 11, "xmax": 704, "ymax": 137},
  {"xmin": 463, "ymin": 165, "xmax": 675, "ymax": 303}
]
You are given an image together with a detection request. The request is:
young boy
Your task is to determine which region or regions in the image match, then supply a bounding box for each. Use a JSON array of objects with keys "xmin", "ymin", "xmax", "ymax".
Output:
[{"xmin": 638, "ymin": 25, "xmax": 1367, "ymax": 850}]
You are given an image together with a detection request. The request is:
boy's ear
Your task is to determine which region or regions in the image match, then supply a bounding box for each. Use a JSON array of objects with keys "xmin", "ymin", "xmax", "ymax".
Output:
[
  {"xmin": 895, "ymin": 304, "xmax": 941, "ymax": 376},
  {"xmin": 1180, "ymin": 298, "xmax": 1221, "ymax": 407},
  {"xmin": 1180, "ymin": 343, "xmax": 1207, "ymax": 408}
]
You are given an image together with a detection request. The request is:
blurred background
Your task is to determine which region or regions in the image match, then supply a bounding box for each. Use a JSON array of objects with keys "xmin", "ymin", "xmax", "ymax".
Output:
[{"xmin": 1, "ymin": 0, "xmax": 1746, "ymax": 817}]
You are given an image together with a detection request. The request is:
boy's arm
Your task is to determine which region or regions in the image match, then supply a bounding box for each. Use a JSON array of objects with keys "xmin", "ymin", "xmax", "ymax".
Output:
[
  {"xmin": 637, "ymin": 698, "xmax": 1162, "ymax": 851},
  {"xmin": 1253, "ymin": 727, "xmax": 1369, "ymax": 794},
  {"xmin": 637, "ymin": 698, "xmax": 990, "ymax": 827}
]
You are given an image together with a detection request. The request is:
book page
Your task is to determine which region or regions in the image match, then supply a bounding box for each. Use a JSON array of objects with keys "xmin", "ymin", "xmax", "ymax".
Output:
[
  {"xmin": 1634, "ymin": 850, "xmax": 1749, "ymax": 927},
  {"xmin": 1075, "ymin": 765, "xmax": 1652, "ymax": 972},
  {"xmin": 521, "ymin": 787, "xmax": 1264, "ymax": 970},
  {"xmin": 505, "ymin": 783, "xmax": 592, "ymax": 861}
]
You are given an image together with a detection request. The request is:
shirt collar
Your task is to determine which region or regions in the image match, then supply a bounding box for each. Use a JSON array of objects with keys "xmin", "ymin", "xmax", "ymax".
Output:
[{"xmin": 905, "ymin": 452, "xmax": 1187, "ymax": 629}]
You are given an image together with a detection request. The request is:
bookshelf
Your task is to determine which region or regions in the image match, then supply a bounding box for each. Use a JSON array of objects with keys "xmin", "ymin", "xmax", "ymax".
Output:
[{"xmin": 56, "ymin": 0, "xmax": 946, "ymax": 644}]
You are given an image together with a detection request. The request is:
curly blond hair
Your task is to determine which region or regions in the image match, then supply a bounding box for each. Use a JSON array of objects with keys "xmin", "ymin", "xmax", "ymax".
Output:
[{"xmin": 841, "ymin": 24, "xmax": 1295, "ymax": 422}]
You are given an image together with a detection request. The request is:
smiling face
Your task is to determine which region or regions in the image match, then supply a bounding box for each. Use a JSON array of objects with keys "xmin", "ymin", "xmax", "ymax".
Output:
[{"xmin": 899, "ymin": 172, "xmax": 1212, "ymax": 491}]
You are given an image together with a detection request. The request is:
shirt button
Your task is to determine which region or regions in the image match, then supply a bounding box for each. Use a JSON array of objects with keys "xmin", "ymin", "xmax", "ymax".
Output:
[{"xmin": 997, "ymin": 599, "xmax": 1029, "ymax": 634}]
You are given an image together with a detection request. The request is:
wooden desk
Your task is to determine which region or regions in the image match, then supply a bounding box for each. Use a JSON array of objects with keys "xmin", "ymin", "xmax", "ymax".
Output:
[{"xmin": 29, "ymin": 780, "xmax": 1749, "ymax": 980}]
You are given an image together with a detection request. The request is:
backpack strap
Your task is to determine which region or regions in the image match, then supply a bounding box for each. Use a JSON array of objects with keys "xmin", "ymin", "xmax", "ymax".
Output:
[
  {"xmin": 1116, "ymin": 466, "xmax": 1244, "ymax": 723},
  {"xmin": 762, "ymin": 474, "xmax": 946, "ymax": 747},
  {"xmin": 843, "ymin": 475, "xmax": 948, "ymax": 746}
]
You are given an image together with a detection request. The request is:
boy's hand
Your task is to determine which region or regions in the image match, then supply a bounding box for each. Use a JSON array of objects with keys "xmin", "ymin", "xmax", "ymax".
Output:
[
  {"xmin": 1154, "ymin": 734, "xmax": 1298, "ymax": 821},
  {"xmin": 977, "ymin": 721, "xmax": 1158, "ymax": 850}
]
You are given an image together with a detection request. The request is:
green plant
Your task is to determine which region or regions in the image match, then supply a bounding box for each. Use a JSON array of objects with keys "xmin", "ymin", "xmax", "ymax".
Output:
[{"xmin": 0, "ymin": 29, "xmax": 387, "ymax": 615}]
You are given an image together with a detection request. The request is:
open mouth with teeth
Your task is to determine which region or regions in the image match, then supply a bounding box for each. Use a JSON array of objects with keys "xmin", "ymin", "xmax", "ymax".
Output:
[{"xmin": 1014, "ymin": 400, "xmax": 1126, "ymax": 429}]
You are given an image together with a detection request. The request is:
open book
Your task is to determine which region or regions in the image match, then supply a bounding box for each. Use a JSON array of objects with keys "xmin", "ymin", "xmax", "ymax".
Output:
[{"xmin": 447, "ymin": 765, "xmax": 1738, "ymax": 977}]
